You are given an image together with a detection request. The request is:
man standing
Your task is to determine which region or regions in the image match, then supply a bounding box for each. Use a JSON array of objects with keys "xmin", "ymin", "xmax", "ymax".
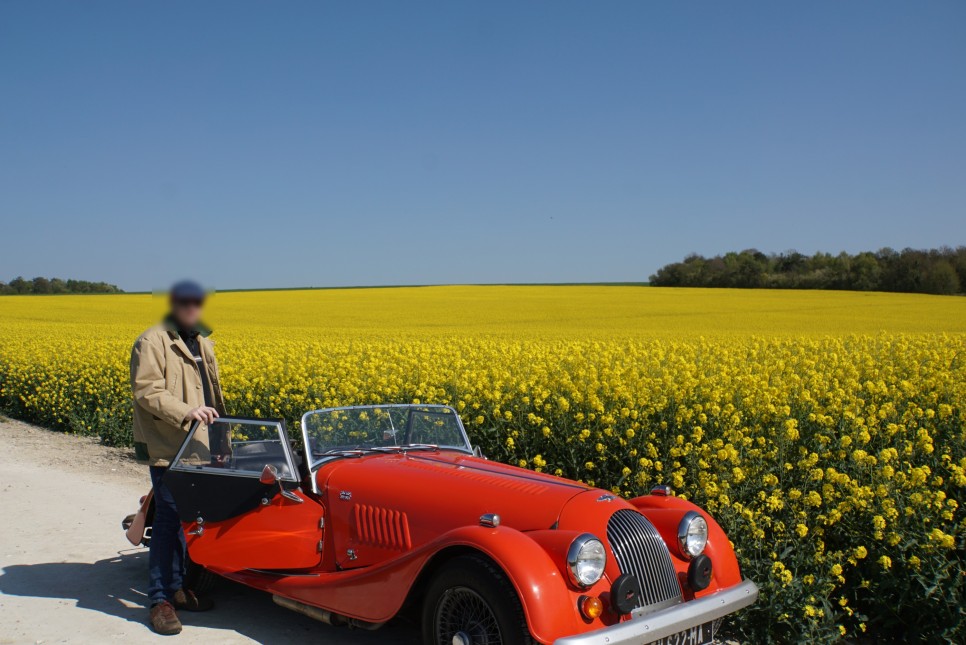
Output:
[{"xmin": 130, "ymin": 280, "xmax": 224, "ymax": 635}]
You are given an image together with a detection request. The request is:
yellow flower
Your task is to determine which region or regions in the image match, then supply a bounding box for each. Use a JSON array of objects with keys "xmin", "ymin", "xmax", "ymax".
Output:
[
  {"xmin": 2, "ymin": 287, "xmax": 965, "ymax": 642},
  {"xmin": 929, "ymin": 528, "xmax": 956, "ymax": 549}
]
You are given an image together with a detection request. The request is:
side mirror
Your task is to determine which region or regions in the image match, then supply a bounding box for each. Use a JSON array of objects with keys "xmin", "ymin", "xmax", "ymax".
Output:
[
  {"xmin": 258, "ymin": 464, "xmax": 304, "ymax": 504},
  {"xmin": 260, "ymin": 464, "xmax": 279, "ymax": 485},
  {"xmin": 472, "ymin": 445, "xmax": 486, "ymax": 460}
]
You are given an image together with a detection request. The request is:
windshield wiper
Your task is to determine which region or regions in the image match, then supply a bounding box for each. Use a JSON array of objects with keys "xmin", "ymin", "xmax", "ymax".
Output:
[
  {"xmin": 315, "ymin": 444, "xmax": 442, "ymax": 459},
  {"xmin": 404, "ymin": 443, "xmax": 440, "ymax": 452},
  {"xmin": 313, "ymin": 448, "xmax": 374, "ymax": 458},
  {"xmin": 369, "ymin": 444, "xmax": 440, "ymax": 453}
]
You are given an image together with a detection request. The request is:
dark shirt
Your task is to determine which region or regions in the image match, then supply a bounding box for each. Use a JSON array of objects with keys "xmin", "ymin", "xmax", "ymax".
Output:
[{"xmin": 178, "ymin": 328, "xmax": 214, "ymax": 408}]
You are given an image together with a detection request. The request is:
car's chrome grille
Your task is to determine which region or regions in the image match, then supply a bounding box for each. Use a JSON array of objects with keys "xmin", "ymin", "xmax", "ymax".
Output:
[{"xmin": 607, "ymin": 509, "xmax": 682, "ymax": 610}]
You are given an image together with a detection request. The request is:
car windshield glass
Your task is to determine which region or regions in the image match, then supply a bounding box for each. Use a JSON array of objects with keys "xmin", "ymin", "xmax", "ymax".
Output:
[{"xmin": 301, "ymin": 405, "xmax": 471, "ymax": 465}]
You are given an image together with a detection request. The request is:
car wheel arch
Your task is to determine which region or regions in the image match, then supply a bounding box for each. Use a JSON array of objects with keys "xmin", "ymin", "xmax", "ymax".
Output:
[
  {"xmin": 419, "ymin": 551, "xmax": 535, "ymax": 645},
  {"xmin": 407, "ymin": 544, "xmax": 490, "ymax": 607},
  {"xmin": 408, "ymin": 528, "xmax": 581, "ymax": 644}
]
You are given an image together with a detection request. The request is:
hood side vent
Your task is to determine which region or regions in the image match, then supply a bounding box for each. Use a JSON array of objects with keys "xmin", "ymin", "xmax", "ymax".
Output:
[{"xmin": 352, "ymin": 504, "xmax": 412, "ymax": 551}]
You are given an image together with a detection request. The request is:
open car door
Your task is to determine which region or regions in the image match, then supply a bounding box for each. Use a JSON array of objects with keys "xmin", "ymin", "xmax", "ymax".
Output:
[{"xmin": 165, "ymin": 417, "xmax": 324, "ymax": 572}]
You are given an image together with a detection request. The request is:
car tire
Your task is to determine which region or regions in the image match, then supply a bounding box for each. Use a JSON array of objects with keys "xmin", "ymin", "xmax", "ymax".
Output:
[
  {"xmin": 184, "ymin": 553, "xmax": 218, "ymax": 594},
  {"xmin": 422, "ymin": 554, "xmax": 534, "ymax": 645}
]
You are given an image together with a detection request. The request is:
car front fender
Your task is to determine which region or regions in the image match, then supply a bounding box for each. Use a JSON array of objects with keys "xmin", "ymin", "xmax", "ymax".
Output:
[{"xmin": 431, "ymin": 524, "xmax": 584, "ymax": 644}]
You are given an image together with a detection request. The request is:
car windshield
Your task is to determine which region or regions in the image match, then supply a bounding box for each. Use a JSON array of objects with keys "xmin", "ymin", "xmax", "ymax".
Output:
[{"xmin": 301, "ymin": 404, "xmax": 472, "ymax": 466}]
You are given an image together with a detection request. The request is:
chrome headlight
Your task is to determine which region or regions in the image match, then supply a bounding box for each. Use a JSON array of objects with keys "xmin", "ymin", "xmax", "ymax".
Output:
[
  {"xmin": 567, "ymin": 534, "xmax": 607, "ymax": 587},
  {"xmin": 677, "ymin": 511, "xmax": 708, "ymax": 559}
]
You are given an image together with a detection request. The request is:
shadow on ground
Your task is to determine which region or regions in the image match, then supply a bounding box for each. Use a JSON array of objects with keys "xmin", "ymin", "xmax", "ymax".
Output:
[{"xmin": 0, "ymin": 550, "xmax": 419, "ymax": 643}]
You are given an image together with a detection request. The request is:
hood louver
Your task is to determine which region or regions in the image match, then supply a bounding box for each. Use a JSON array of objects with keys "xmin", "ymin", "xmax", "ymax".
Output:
[{"xmin": 352, "ymin": 504, "xmax": 412, "ymax": 551}]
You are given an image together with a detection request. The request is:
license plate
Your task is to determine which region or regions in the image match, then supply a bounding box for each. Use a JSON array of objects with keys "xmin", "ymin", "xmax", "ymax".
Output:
[{"xmin": 648, "ymin": 621, "xmax": 714, "ymax": 645}]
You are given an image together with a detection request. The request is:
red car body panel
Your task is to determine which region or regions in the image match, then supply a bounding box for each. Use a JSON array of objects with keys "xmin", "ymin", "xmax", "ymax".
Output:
[{"xmin": 186, "ymin": 490, "xmax": 324, "ymax": 571}]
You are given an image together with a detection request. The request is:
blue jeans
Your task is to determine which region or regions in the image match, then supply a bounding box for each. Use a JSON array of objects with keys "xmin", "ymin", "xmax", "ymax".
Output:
[{"xmin": 148, "ymin": 466, "xmax": 185, "ymax": 605}]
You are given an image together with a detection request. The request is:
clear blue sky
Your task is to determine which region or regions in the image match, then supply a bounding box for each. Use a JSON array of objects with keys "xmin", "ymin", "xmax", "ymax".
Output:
[{"xmin": 1, "ymin": 2, "xmax": 964, "ymax": 291}]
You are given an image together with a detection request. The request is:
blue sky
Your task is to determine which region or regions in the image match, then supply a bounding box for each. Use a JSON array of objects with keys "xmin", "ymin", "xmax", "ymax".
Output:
[{"xmin": 1, "ymin": 2, "xmax": 964, "ymax": 291}]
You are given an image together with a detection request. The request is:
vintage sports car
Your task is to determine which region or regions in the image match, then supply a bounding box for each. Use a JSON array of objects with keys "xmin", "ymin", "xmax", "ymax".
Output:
[{"xmin": 122, "ymin": 404, "xmax": 758, "ymax": 645}]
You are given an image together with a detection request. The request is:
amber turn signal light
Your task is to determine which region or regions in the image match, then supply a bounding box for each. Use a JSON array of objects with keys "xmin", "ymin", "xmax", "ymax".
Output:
[{"xmin": 578, "ymin": 595, "xmax": 603, "ymax": 620}]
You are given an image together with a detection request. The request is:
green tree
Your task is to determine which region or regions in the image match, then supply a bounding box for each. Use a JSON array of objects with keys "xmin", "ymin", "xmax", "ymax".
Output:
[
  {"xmin": 31, "ymin": 276, "xmax": 51, "ymax": 294},
  {"xmin": 921, "ymin": 261, "xmax": 960, "ymax": 295},
  {"xmin": 649, "ymin": 246, "xmax": 963, "ymax": 295}
]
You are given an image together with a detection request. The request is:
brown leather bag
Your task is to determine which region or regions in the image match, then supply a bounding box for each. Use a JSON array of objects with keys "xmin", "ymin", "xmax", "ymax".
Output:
[{"xmin": 122, "ymin": 489, "xmax": 154, "ymax": 546}]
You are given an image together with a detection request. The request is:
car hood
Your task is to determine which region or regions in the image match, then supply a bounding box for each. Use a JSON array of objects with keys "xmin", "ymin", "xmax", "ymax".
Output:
[{"xmin": 317, "ymin": 451, "xmax": 591, "ymax": 538}]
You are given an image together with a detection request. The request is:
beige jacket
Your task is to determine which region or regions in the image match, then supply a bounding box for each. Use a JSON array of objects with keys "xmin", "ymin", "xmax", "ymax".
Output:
[{"xmin": 129, "ymin": 322, "xmax": 226, "ymax": 466}]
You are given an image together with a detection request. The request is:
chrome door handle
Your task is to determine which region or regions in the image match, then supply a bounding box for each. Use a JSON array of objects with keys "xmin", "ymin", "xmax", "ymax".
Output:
[
  {"xmin": 187, "ymin": 526, "xmax": 204, "ymax": 536},
  {"xmin": 281, "ymin": 489, "xmax": 304, "ymax": 504}
]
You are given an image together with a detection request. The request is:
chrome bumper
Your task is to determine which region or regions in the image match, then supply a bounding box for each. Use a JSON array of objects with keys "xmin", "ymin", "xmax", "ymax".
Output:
[{"xmin": 553, "ymin": 580, "xmax": 759, "ymax": 645}]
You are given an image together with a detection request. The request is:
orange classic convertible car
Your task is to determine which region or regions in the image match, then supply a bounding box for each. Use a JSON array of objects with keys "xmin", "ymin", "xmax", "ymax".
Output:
[{"xmin": 123, "ymin": 404, "xmax": 757, "ymax": 645}]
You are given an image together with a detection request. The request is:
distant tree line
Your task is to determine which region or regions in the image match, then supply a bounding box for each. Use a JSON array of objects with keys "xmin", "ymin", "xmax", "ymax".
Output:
[
  {"xmin": 649, "ymin": 247, "xmax": 966, "ymax": 295},
  {"xmin": 0, "ymin": 276, "xmax": 124, "ymax": 295}
]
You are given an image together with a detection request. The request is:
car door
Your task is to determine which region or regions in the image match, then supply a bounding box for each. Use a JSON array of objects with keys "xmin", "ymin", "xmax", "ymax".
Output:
[{"xmin": 165, "ymin": 417, "xmax": 324, "ymax": 571}]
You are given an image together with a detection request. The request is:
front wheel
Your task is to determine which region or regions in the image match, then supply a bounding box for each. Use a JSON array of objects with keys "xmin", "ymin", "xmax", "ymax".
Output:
[{"xmin": 421, "ymin": 554, "xmax": 533, "ymax": 645}]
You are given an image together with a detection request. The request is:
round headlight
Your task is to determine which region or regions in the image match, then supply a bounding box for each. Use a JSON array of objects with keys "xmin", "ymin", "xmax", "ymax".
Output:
[
  {"xmin": 567, "ymin": 534, "xmax": 607, "ymax": 587},
  {"xmin": 678, "ymin": 512, "xmax": 709, "ymax": 559}
]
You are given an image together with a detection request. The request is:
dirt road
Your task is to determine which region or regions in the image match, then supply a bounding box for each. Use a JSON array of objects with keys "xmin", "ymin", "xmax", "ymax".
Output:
[{"xmin": 0, "ymin": 417, "xmax": 418, "ymax": 645}]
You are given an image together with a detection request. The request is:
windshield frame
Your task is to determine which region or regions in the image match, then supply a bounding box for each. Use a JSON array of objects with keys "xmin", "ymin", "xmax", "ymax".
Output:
[{"xmin": 300, "ymin": 404, "xmax": 473, "ymax": 470}]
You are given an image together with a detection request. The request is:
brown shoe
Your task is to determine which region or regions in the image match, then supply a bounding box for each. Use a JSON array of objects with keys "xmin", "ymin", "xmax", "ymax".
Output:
[
  {"xmin": 150, "ymin": 601, "xmax": 182, "ymax": 635},
  {"xmin": 172, "ymin": 588, "xmax": 214, "ymax": 612}
]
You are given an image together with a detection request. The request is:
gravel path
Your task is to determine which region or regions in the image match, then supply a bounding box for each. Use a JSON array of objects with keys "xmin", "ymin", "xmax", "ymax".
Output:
[{"xmin": 0, "ymin": 417, "xmax": 418, "ymax": 645}]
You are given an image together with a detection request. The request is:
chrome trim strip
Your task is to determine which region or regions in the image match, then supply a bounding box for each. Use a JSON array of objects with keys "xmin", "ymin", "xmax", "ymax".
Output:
[
  {"xmin": 244, "ymin": 569, "xmax": 321, "ymax": 577},
  {"xmin": 552, "ymin": 580, "xmax": 759, "ymax": 645}
]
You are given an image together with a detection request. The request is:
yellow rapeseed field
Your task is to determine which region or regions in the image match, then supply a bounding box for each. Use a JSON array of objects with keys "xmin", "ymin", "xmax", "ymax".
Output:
[{"xmin": 1, "ymin": 286, "xmax": 964, "ymax": 642}]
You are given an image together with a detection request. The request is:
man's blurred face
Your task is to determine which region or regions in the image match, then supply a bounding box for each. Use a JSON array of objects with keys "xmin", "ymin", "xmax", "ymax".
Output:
[{"xmin": 170, "ymin": 298, "xmax": 204, "ymax": 329}]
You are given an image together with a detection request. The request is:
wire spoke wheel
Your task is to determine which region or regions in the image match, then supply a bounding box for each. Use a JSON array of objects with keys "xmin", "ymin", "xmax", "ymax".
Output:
[
  {"xmin": 423, "ymin": 556, "xmax": 532, "ymax": 645},
  {"xmin": 435, "ymin": 586, "xmax": 503, "ymax": 645}
]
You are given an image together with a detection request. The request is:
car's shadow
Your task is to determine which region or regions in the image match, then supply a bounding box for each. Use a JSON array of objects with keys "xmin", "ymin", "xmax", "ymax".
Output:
[{"xmin": 0, "ymin": 549, "xmax": 419, "ymax": 644}]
